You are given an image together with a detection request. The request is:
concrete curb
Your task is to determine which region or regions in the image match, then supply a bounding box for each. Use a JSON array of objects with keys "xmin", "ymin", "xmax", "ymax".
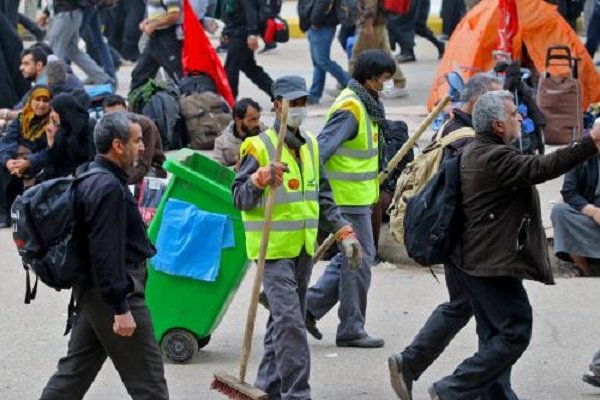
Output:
[{"xmin": 286, "ymin": 16, "xmax": 443, "ymax": 39}]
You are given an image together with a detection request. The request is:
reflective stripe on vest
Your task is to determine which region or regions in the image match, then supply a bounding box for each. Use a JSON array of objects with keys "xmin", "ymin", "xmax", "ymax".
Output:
[
  {"xmin": 240, "ymin": 128, "xmax": 320, "ymax": 260},
  {"xmin": 325, "ymin": 89, "xmax": 379, "ymax": 206}
]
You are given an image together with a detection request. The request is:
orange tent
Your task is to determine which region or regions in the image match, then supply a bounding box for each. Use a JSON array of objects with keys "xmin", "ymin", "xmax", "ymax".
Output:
[{"xmin": 426, "ymin": 0, "xmax": 600, "ymax": 111}]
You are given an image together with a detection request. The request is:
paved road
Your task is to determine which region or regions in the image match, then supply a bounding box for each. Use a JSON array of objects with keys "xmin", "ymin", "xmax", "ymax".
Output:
[{"xmin": 3, "ymin": 30, "xmax": 600, "ymax": 399}]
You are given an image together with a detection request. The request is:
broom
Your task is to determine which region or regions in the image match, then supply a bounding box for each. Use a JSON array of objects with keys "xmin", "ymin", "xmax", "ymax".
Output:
[
  {"xmin": 311, "ymin": 95, "xmax": 452, "ymax": 264},
  {"xmin": 211, "ymin": 99, "xmax": 290, "ymax": 400}
]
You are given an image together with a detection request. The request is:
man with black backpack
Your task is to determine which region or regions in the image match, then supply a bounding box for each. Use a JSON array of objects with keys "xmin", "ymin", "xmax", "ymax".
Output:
[
  {"xmin": 407, "ymin": 91, "xmax": 600, "ymax": 400},
  {"xmin": 40, "ymin": 112, "xmax": 169, "ymax": 399},
  {"xmin": 387, "ymin": 73, "xmax": 502, "ymax": 400}
]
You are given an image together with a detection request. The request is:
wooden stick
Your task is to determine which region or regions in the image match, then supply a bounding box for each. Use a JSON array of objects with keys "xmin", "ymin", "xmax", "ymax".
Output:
[
  {"xmin": 238, "ymin": 99, "xmax": 289, "ymax": 383},
  {"xmin": 311, "ymin": 95, "xmax": 452, "ymax": 264}
]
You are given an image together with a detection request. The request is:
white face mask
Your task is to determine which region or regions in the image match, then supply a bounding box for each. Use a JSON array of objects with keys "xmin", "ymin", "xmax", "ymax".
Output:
[
  {"xmin": 381, "ymin": 79, "xmax": 394, "ymax": 95},
  {"xmin": 287, "ymin": 107, "xmax": 307, "ymax": 129}
]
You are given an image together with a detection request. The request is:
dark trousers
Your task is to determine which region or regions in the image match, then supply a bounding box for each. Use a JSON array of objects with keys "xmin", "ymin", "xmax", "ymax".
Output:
[
  {"xmin": 415, "ymin": 0, "xmax": 443, "ymax": 47},
  {"xmin": 40, "ymin": 269, "xmax": 169, "ymax": 400},
  {"xmin": 130, "ymin": 27, "xmax": 183, "ymax": 92},
  {"xmin": 400, "ymin": 263, "xmax": 473, "ymax": 381},
  {"xmin": 389, "ymin": 0, "xmax": 442, "ymax": 54},
  {"xmin": 387, "ymin": 0, "xmax": 420, "ymax": 53},
  {"xmin": 105, "ymin": 0, "xmax": 145, "ymax": 61},
  {"xmin": 441, "ymin": 0, "xmax": 466, "ymax": 36},
  {"xmin": 80, "ymin": 5, "xmax": 116, "ymax": 79},
  {"xmin": 224, "ymin": 35, "xmax": 273, "ymax": 99},
  {"xmin": 434, "ymin": 266, "xmax": 532, "ymax": 400},
  {"xmin": 0, "ymin": 166, "xmax": 23, "ymax": 222},
  {"xmin": 586, "ymin": 0, "xmax": 600, "ymax": 57}
]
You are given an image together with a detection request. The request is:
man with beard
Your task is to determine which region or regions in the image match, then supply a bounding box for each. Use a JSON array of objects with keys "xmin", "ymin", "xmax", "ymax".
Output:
[{"xmin": 214, "ymin": 97, "xmax": 264, "ymax": 168}]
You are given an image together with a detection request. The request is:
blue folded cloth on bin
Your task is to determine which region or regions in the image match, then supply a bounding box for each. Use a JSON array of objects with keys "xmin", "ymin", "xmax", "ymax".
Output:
[{"xmin": 152, "ymin": 199, "xmax": 235, "ymax": 282}]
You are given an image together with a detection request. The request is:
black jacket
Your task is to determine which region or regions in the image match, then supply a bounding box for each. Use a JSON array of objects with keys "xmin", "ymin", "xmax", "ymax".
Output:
[
  {"xmin": 222, "ymin": 0, "xmax": 261, "ymax": 37},
  {"xmin": 46, "ymin": 0, "xmax": 81, "ymax": 14},
  {"xmin": 76, "ymin": 156, "xmax": 156, "ymax": 314},
  {"xmin": 453, "ymin": 132, "xmax": 598, "ymax": 284},
  {"xmin": 47, "ymin": 93, "xmax": 94, "ymax": 177},
  {"xmin": 306, "ymin": 0, "xmax": 338, "ymax": 29},
  {"xmin": 561, "ymin": 155, "xmax": 600, "ymax": 211}
]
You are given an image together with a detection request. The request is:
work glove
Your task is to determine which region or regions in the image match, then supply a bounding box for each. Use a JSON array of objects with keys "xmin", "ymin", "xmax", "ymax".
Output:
[
  {"xmin": 335, "ymin": 225, "xmax": 362, "ymax": 270},
  {"xmin": 251, "ymin": 162, "xmax": 289, "ymax": 189}
]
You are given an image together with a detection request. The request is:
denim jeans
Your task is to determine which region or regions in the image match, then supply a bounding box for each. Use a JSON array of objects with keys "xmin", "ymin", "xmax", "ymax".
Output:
[
  {"xmin": 307, "ymin": 26, "xmax": 350, "ymax": 102},
  {"xmin": 585, "ymin": 0, "xmax": 600, "ymax": 57},
  {"xmin": 81, "ymin": 5, "xmax": 116, "ymax": 79}
]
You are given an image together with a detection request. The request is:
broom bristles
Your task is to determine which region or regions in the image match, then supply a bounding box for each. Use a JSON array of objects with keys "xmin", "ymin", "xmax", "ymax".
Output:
[
  {"xmin": 211, "ymin": 378, "xmax": 254, "ymax": 400},
  {"xmin": 210, "ymin": 373, "xmax": 267, "ymax": 400}
]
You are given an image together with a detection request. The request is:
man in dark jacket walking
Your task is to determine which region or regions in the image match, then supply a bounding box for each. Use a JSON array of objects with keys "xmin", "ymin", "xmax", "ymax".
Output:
[
  {"xmin": 421, "ymin": 90, "xmax": 600, "ymax": 400},
  {"xmin": 302, "ymin": 0, "xmax": 350, "ymax": 105},
  {"xmin": 388, "ymin": 74, "xmax": 502, "ymax": 400},
  {"xmin": 40, "ymin": 112, "xmax": 169, "ymax": 399},
  {"xmin": 221, "ymin": 0, "xmax": 273, "ymax": 99}
]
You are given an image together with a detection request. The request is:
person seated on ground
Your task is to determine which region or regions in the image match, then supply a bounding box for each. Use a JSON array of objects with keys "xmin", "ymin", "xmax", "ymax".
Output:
[
  {"xmin": 47, "ymin": 60, "xmax": 91, "ymax": 109},
  {"xmin": 213, "ymin": 97, "xmax": 263, "ymax": 168},
  {"xmin": 43, "ymin": 93, "xmax": 95, "ymax": 179},
  {"xmin": 29, "ymin": 42, "xmax": 84, "ymax": 90},
  {"xmin": 0, "ymin": 47, "xmax": 49, "ymax": 123},
  {"xmin": 0, "ymin": 86, "xmax": 52, "ymax": 228},
  {"xmin": 0, "ymin": 43, "xmax": 87, "ymax": 121},
  {"xmin": 551, "ymin": 151, "xmax": 600, "ymax": 277},
  {"xmin": 102, "ymin": 94, "xmax": 167, "ymax": 184}
]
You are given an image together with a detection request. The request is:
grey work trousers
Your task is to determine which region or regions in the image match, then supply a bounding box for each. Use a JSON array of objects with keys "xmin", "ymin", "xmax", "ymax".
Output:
[
  {"xmin": 255, "ymin": 251, "xmax": 313, "ymax": 400},
  {"xmin": 48, "ymin": 9, "xmax": 109, "ymax": 84},
  {"xmin": 307, "ymin": 211, "xmax": 375, "ymax": 341},
  {"xmin": 40, "ymin": 269, "xmax": 169, "ymax": 400}
]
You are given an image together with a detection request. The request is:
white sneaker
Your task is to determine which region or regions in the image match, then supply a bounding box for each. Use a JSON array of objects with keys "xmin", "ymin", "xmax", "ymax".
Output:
[{"xmin": 383, "ymin": 87, "xmax": 409, "ymax": 99}]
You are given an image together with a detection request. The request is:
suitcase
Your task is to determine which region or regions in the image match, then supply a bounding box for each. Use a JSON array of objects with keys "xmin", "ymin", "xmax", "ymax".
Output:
[{"xmin": 537, "ymin": 45, "xmax": 582, "ymax": 145}]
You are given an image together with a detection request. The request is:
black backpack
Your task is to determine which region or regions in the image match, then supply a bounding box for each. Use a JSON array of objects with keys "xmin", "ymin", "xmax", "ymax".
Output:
[
  {"xmin": 403, "ymin": 154, "xmax": 462, "ymax": 266},
  {"xmin": 11, "ymin": 169, "xmax": 108, "ymax": 304}
]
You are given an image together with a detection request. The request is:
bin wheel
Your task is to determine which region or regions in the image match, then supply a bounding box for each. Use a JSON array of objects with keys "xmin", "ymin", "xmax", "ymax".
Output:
[
  {"xmin": 161, "ymin": 329, "xmax": 198, "ymax": 363},
  {"xmin": 197, "ymin": 335, "xmax": 211, "ymax": 349}
]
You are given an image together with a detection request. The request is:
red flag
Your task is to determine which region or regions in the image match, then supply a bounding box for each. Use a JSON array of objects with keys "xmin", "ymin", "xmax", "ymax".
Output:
[
  {"xmin": 497, "ymin": 0, "xmax": 518, "ymax": 57},
  {"xmin": 181, "ymin": 0, "xmax": 235, "ymax": 107}
]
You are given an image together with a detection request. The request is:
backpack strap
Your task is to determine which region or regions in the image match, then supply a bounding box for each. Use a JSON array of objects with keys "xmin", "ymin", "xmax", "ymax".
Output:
[
  {"xmin": 438, "ymin": 127, "xmax": 476, "ymax": 148},
  {"xmin": 24, "ymin": 268, "xmax": 38, "ymax": 304}
]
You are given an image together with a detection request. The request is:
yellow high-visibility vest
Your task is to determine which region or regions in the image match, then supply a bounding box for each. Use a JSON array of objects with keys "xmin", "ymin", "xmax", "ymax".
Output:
[
  {"xmin": 324, "ymin": 88, "xmax": 379, "ymax": 206},
  {"xmin": 240, "ymin": 128, "xmax": 320, "ymax": 260}
]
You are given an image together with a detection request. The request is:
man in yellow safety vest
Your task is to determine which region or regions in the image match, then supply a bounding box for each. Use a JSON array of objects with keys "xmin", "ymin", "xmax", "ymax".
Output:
[
  {"xmin": 305, "ymin": 49, "xmax": 397, "ymax": 348},
  {"xmin": 232, "ymin": 75, "xmax": 361, "ymax": 400}
]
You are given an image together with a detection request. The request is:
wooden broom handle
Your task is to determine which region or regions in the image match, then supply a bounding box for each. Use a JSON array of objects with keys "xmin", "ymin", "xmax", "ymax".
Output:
[
  {"xmin": 311, "ymin": 95, "xmax": 452, "ymax": 264},
  {"xmin": 239, "ymin": 100, "xmax": 290, "ymax": 382}
]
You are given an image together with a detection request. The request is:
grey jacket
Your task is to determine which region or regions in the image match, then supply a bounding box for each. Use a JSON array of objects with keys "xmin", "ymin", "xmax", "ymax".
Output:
[
  {"xmin": 214, "ymin": 122, "xmax": 243, "ymax": 167},
  {"xmin": 213, "ymin": 121, "xmax": 267, "ymax": 167}
]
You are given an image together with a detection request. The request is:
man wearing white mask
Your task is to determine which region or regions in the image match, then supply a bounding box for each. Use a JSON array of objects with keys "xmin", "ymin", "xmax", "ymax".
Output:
[
  {"xmin": 305, "ymin": 49, "xmax": 396, "ymax": 348},
  {"xmin": 232, "ymin": 75, "xmax": 361, "ymax": 399}
]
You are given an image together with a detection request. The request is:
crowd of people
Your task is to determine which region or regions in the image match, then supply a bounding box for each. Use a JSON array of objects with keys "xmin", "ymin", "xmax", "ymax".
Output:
[{"xmin": 0, "ymin": 0, "xmax": 600, "ymax": 399}]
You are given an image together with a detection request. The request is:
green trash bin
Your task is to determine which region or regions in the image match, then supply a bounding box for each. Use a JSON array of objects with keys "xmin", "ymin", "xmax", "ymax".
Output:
[{"xmin": 146, "ymin": 149, "xmax": 250, "ymax": 363}]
